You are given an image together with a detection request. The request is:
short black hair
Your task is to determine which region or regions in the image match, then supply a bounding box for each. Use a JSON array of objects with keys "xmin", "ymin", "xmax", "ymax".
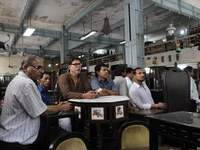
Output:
[
  {"xmin": 114, "ymin": 65, "xmax": 126, "ymax": 76},
  {"xmin": 133, "ymin": 67, "xmax": 142, "ymax": 75},
  {"xmin": 68, "ymin": 56, "xmax": 81, "ymax": 65},
  {"xmin": 126, "ymin": 67, "xmax": 133, "ymax": 74},
  {"xmin": 95, "ymin": 63, "xmax": 108, "ymax": 77},
  {"xmin": 184, "ymin": 66, "xmax": 193, "ymax": 72},
  {"xmin": 41, "ymin": 71, "xmax": 51, "ymax": 79}
]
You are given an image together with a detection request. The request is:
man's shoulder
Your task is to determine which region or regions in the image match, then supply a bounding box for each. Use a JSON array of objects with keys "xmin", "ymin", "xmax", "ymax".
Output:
[{"xmin": 90, "ymin": 77, "xmax": 98, "ymax": 82}]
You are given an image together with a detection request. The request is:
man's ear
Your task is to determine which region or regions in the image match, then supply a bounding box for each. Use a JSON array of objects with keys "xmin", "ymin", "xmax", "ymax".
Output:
[{"xmin": 23, "ymin": 64, "xmax": 28, "ymax": 71}]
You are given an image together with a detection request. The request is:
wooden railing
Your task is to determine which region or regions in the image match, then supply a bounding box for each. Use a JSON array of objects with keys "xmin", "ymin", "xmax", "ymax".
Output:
[
  {"xmin": 145, "ymin": 34, "xmax": 199, "ymax": 55},
  {"xmin": 89, "ymin": 52, "xmax": 123, "ymax": 66}
]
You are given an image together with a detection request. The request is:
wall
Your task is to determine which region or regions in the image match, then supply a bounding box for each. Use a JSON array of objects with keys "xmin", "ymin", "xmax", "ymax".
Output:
[
  {"xmin": 144, "ymin": 46, "xmax": 200, "ymax": 68},
  {"xmin": 0, "ymin": 56, "xmax": 22, "ymax": 74}
]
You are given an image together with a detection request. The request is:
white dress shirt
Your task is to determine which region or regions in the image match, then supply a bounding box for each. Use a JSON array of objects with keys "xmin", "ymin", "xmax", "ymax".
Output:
[
  {"xmin": 190, "ymin": 77, "xmax": 200, "ymax": 103},
  {"xmin": 129, "ymin": 82, "xmax": 154, "ymax": 109}
]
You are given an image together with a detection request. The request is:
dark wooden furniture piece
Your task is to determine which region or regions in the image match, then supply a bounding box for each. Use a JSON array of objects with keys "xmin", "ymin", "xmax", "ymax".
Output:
[
  {"xmin": 129, "ymin": 109, "xmax": 164, "ymax": 122},
  {"xmin": 49, "ymin": 132, "xmax": 90, "ymax": 150},
  {"xmin": 68, "ymin": 96, "xmax": 129, "ymax": 150},
  {"xmin": 162, "ymin": 64, "xmax": 191, "ymax": 112},
  {"xmin": 43, "ymin": 111, "xmax": 79, "ymax": 149},
  {"xmin": 118, "ymin": 147, "xmax": 180, "ymax": 150},
  {"xmin": 146, "ymin": 111, "xmax": 200, "ymax": 150}
]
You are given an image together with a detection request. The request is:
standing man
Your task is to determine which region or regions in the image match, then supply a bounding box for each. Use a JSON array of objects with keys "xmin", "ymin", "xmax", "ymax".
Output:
[
  {"xmin": 90, "ymin": 63, "xmax": 119, "ymax": 96},
  {"xmin": 57, "ymin": 56, "xmax": 98, "ymax": 100},
  {"xmin": 129, "ymin": 67, "xmax": 166, "ymax": 110},
  {"xmin": 38, "ymin": 71, "xmax": 71, "ymax": 132},
  {"xmin": 184, "ymin": 66, "xmax": 200, "ymax": 112},
  {"xmin": 113, "ymin": 66, "xmax": 138, "ymax": 111},
  {"xmin": 0, "ymin": 54, "xmax": 72, "ymax": 150}
]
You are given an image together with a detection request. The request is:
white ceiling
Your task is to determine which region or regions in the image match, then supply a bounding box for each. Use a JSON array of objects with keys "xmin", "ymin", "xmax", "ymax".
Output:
[{"xmin": 0, "ymin": 0, "xmax": 200, "ymax": 57}]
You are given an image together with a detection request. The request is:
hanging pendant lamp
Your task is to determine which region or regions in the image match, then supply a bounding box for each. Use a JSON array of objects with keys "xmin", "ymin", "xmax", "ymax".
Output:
[{"xmin": 101, "ymin": 17, "xmax": 112, "ymax": 35}]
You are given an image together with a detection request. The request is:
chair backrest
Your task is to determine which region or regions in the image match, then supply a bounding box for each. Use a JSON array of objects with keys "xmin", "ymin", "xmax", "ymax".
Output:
[
  {"xmin": 49, "ymin": 132, "xmax": 89, "ymax": 150},
  {"xmin": 116, "ymin": 121, "xmax": 149, "ymax": 149},
  {"xmin": 162, "ymin": 65, "xmax": 191, "ymax": 112}
]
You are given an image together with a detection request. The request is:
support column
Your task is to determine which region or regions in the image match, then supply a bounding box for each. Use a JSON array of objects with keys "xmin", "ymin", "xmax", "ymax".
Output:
[
  {"xmin": 124, "ymin": 0, "xmax": 144, "ymax": 69},
  {"xmin": 86, "ymin": 50, "xmax": 90, "ymax": 72},
  {"xmin": 60, "ymin": 25, "xmax": 69, "ymax": 64}
]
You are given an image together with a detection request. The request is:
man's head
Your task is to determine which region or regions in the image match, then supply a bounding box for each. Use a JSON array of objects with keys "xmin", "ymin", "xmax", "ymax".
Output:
[
  {"xmin": 133, "ymin": 67, "xmax": 145, "ymax": 83},
  {"xmin": 126, "ymin": 67, "xmax": 134, "ymax": 80},
  {"xmin": 184, "ymin": 66, "xmax": 194, "ymax": 77},
  {"xmin": 95, "ymin": 63, "xmax": 109, "ymax": 79},
  {"xmin": 68, "ymin": 56, "xmax": 82, "ymax": 75},
  {"xmin": 114, "ymin": 65, "xmax": 126, "ymax": 77},
  {"xmin": 40, "ymin": 71, "xmax": 51, "ymax": 89},
  {"xmin": 21, "ymin": 54, "xmax": 44, "ymax": 81}
]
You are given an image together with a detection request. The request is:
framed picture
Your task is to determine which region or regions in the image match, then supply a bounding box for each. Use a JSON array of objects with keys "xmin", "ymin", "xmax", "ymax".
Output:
[
  {"xmin": 74, "ymin": 106, "xmax": 81, "ymax": 119},
  {"xmin": 116, "ymin": 105, "xmax": 124, "ymax": 118},
  {"xmin": 91, "ymin": 107, "xmax": 104, "ymax": 120}
]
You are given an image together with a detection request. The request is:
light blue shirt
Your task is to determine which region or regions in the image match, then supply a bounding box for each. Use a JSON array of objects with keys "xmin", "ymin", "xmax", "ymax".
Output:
[{"xmin": 90, "ymin": 77, "xmax": 118, "ymax": 91}]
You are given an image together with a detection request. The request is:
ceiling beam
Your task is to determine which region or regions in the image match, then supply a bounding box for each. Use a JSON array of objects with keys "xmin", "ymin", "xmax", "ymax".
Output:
[
  {"xmin": 0, "ymin": 47, "xmax": 60, "ymax": 56},
  {"xmin": 65, "ymin": 0, "xmax": 107, "ymax": 30},
  {"xmin": 89, "ymin": 44, "xmax": 110, "ymax": 53},
  {"xmin": 10, "ymin": 0, "xmax": 36, "ymax": 47},
  {"xmin": 69, "ymin": 42, "xmax": 85, "ymax": 50},
  {"xmin": 146, "ymin": 16, "xmax": 190, "ymax": 33},
  {"xmin": 67, "ymin": 32, "xmax": 121, "ymax": 45},
  {"xmin": 40, "ymin": 38, "xmax": 57, "ymax": 49},
  {"xmin": 41, "ymin": 0, "xmax": 107, "ymax": 49},
  {"xmin": 148, "ymin": 0, "xmax": 200, "ymax": 20}
]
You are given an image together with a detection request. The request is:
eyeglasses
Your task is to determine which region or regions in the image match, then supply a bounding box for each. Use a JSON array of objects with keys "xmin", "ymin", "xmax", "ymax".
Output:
[
  {"xmin": 30, "ymin": 65, "xmax": 44, "ymax": 71},
  {"xmin": 71, "ymin": 63, "xmax": 82, "ymax": 67}
]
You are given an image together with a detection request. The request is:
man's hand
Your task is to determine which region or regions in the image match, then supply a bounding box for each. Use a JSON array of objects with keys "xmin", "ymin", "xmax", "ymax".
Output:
[
  {"xmin": 157, "ymin": 102, "xmax": 167, "ymax": 109},
  {"xmin": 129, "ymin": 106, "xmax": 139, "ymax": 111},
  {"xmin": 82, "ymin": 91, "xmax": 99, "ymax": 99},
  {"xmin": 60, "ymin": 102, "xmax": 72, "ymax": 111}
]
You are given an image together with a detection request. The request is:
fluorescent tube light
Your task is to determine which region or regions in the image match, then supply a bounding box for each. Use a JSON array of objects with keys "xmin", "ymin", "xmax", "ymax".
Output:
[
  {"xmin": 23, "ymin": 28, "xmax": 36, "ymax": 36},
  {"xmin": 119, "ymin": 40, "xmax": 125, "ymax": 44},
  {"xmin": 79, "ymin": 30, "xmax": 98, "ymax": 40}
]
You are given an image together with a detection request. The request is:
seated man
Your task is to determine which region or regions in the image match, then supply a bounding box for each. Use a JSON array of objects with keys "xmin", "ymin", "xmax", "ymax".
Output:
[
  {"xmin": 184, "ymin": 66, "xmax": 200, "ymax": 112},
  {"xmin": 90, "ymin": 63, "xmax": 119, "ymax": 96},
  {"xmin": 58, "ymin": 56, "xmax": 98, "ymax": 100},
  {"xmin": 113, "ymin": 66, "xmax": 138, "ymax": 111},
  {"xmin": 129, "ymin": 67, "xmax": 166, "ymax": 110},
  {"xmin": 38, "ymin": 71, "xmax": 71, "ymax": 132}
]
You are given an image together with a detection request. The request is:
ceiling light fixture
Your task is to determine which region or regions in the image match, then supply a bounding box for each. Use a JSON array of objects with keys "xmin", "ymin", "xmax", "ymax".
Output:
[
  {"xmin": 79, "ymin": 30, "xmax": 98, "ymax": 40},
  {"xmin": 23, "ymin": 9, "xmax": 35, "ymax": 37},
  {"xmin": 119, "ymin": 40, "xmax": 125, "ymax": 44},
  {"xmin": 23, "ymin": 27, "xmax": 36, "ymax": 36}
]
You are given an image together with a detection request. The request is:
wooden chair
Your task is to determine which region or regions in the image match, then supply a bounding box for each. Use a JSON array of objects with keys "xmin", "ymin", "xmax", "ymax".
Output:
[
  {"xmin": 116, "ymin": 121, "xmax": 149, "ymax": 149},
  {"xmin": 49, "ymin": 132, "xmax": 89, "ymax": 150}
]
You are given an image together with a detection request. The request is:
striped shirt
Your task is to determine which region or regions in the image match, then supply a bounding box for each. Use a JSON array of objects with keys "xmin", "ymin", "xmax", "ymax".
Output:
[{"xmin": 0, "ymin": 71, "xmax": 47, "ymax": 145}]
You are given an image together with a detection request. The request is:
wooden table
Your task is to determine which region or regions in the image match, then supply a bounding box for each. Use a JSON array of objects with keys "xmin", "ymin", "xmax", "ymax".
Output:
[
  {"xmin": 129, "ymin": 109, "xmax": 164, "ymax": 122},
  {"xmin": 68, "ymin": 95, "xmax": 129, "ymax": 150},
  {"xmin": 118, "ymin": 147, "xmax": 180, "ymax": 150},
  {"xmin": 146, "ymin": 111, "xmax": 200, "ymax": 150}
]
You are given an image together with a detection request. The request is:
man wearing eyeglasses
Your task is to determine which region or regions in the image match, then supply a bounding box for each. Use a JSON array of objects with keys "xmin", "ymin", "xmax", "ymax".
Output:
[
  {"xmin": 129, "ymin": 67, "xmax": 166, "ymax": 110},
  {"xmin": 0, "ymin": 54, "xmax": 72, "ymax": 150},
  {"xmin": 58, "ymin": 56, "xmax": 98, "ymax": 100}
]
